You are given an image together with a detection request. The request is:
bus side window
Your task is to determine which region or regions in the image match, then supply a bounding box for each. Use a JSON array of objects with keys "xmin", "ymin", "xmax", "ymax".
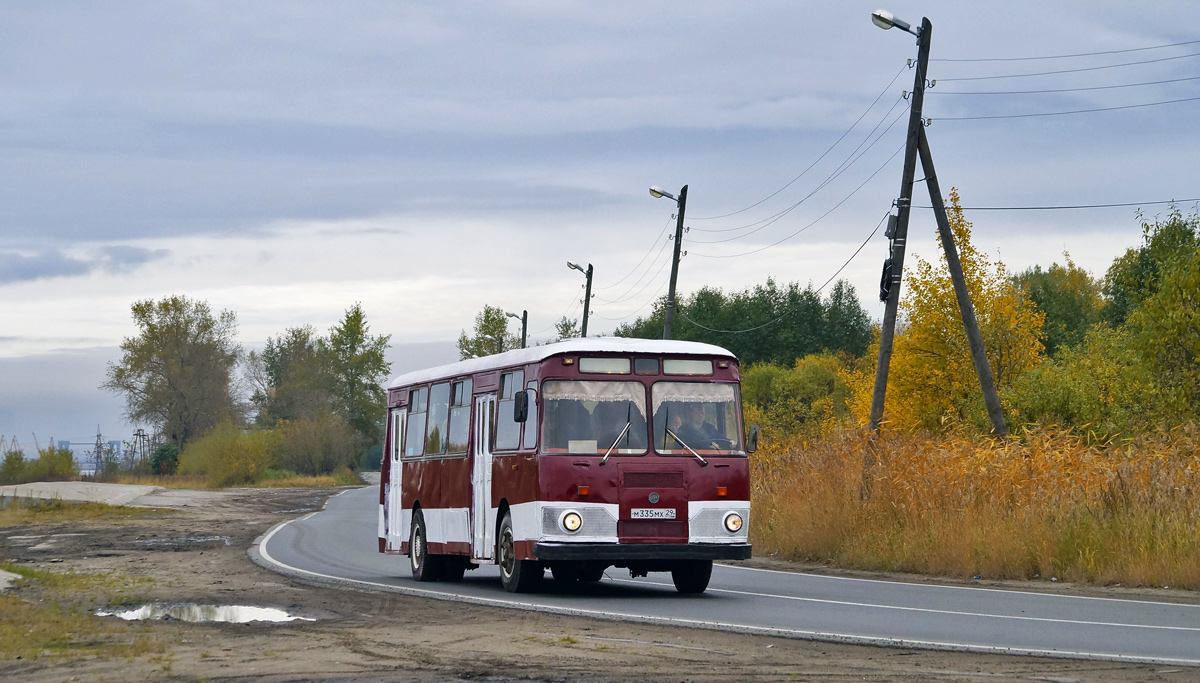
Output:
[
  {"xmin": 447, "ymin": 379, "xmax": 472, "ymax": 453},
  {"xmin": 404, "ymin": 387, "xmax": 428, "ymax": 458},
  {"xmin": 521, "ymin": 381, "xmax": 538, "ymax": 450},
  {"xmin": 495, "ymin": 371, "xmax": 523, "ymax": 450}
]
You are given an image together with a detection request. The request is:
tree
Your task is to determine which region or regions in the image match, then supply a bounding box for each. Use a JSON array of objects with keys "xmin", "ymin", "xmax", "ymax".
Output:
[
  {"xmin": 1126, "ymin": 238, "xmax": 1200, "ymax": 421},
  {"xmin": 102, "ymin": 295, "xmax": 241, "ymax": 448},
  {"xmin": 613, "ymin": 278, "xmax": 871, "ymax": 366},
  {"xmin": 552, "ymin": 316, "xmax": 580, "ymax": 342},
  {"xmin": 856, "ymin": 190, "xmax": 1044, "ymax": 431},
  {"xmin": 457, "ymin": 305, "xmax": 518, "ymax": 359},
  {"xmin": 1011, "ymin": 254, "xmax": 1103, "ymax": 356},
  {"xmin": 1103, "ymin": 207, "xmax": 1199, "ymax": 327},
  {"xmin": 247, "ymin": 325, "xmax": 328, "ymax": 425},
  {"xmin": 319, "ymin": 303, "xmax": 392, "ymax": 451}
]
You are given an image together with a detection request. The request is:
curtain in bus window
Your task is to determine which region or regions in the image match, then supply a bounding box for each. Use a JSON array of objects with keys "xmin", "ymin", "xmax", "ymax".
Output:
[
  {"xmin": 651, "ymin": 382, "xmax": 741, "ymax": 453},
  {"xmin": 541, "ymin": 380, "xmax": 647, "ymax": 455}
]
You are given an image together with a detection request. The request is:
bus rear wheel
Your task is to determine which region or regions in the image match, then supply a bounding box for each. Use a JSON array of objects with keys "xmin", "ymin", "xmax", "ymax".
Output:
[
  {"xmin": 497, "ymin": 511, "xmax": 541, "ymax": 593},
  {"xmin": 410, "ymin": 509, "xmax": 442, "ymax": 582},
  {"xmin": 671, "ymin": 560, "xmax": 712, "ymax": 594}
]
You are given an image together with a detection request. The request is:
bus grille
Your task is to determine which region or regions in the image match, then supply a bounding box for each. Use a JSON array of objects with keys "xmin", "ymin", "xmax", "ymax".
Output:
[
  {"xmin": 622, "ymin": 471, "xmax": 684, "ymax": 489},
  {"xmin": 620, "ymin": 520, "xmax": 687, "ymax": 539}
]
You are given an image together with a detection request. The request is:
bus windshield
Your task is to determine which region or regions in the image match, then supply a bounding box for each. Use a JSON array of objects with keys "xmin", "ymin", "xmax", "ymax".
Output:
[
  {"xmin": 541, "ymin": 380, "xmax": 648, "ymax": 455},
  {"xmin": 652, "ymin": 382, "xmax": 742, "ymax": 454}
]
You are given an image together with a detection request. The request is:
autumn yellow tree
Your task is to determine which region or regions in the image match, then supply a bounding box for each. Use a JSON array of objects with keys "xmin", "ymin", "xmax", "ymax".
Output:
[{"xmin": 849, "ymin": 189, "xmax": 1044, "ymax": 431}]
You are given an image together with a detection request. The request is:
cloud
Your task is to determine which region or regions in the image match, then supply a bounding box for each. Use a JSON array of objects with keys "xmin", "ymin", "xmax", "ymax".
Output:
[{"xmin": 0, "ymin": 246, "xmax": 169, "ymax": 284}]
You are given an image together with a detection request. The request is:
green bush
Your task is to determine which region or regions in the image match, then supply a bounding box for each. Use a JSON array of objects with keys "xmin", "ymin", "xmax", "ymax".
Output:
[
  {"xmin": 178, "ymin": 422, "xmax": 279, "ymax": 487},
  {"xmin": 0, "ymin": 450, "xmax": 28, "ymax": 485},
  {"xmin": 27, "ymin": 446, "xmax": 78, "ymax": 480},
  {"xmin": 150, "ymin": 443, "xmax": 180, "ymax": 475},
  {"xmin": 274, "ymin": 410, "xmax": 359, "ymax": 476}
]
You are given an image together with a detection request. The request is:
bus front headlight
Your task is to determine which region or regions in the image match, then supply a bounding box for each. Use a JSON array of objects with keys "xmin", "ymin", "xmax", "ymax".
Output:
[
  {"xmin": 561, "ymin": 511, "xmax": 583, "ymax": 533},
  {"xmin": 723, "ymin": 512, "xmax": 743, "ymax": 533}
]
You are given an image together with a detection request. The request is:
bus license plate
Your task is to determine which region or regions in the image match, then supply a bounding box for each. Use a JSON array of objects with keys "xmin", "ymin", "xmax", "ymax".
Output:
[{"xmin": 631, "ymin": 508, "xmax": 675, "ymax": 519}]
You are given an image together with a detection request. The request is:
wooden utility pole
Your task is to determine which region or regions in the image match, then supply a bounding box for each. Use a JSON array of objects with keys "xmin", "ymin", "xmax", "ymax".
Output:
[
  {"xmin": 868, "ymin": 17, "xmax": 932, "ymax": 434},
  {"xmin": 663, "ymin": 185, "xmax": 688, "ymax": 340},
  {"xmin": 918, "ymin": 128, "xmax": 1008, "ymax": 436}
]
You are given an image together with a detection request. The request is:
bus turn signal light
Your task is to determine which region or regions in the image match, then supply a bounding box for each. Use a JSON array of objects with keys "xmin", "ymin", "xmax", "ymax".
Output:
[
  {"xmin": 578, "ymin": 485, "xmax": 590, "ymax": 496},
  {"xmin": 717, "ymin": 487, "xmax": 727, "ymax": 497}
]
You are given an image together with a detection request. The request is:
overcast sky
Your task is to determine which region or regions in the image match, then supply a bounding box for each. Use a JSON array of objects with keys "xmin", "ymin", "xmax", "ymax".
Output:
[{"xmin": 2, "ymin": 2, "xmax": 1197, "ymax": 447}]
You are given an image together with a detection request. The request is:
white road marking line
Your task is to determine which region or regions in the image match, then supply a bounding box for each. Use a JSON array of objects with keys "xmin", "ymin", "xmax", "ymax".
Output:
[
  {"xmin": 611, "ymin": 577, "xmax": 1200, "ymax": 633},
  {"xmin": 721, "ymin": 564, "xmax": 1200, "ymax": 609},
  {"xmin": 254, "ymin": 513, "xmax": 1200, "ymax": 667}
]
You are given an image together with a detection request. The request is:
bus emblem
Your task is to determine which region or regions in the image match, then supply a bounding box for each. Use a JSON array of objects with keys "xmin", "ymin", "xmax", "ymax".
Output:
[{"xmin": 648, "ymin": 492, "xmax": 660, "ymax": 504}]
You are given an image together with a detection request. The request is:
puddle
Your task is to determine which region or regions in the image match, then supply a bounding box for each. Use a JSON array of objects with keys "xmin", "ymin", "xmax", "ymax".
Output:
[{"xmin": 97, "ymin": 603, "xmax": 315, "ymax": 623}]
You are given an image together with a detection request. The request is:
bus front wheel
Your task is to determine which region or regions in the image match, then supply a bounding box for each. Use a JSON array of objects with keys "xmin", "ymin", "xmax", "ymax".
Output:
[
  {"xmin": 671, "ymin": 560, "xmax": 712, "ymax": 594},
  {"xmin": 498, "ymin": 511, "xmax": 541, "ymax": 593},
  {"xmin": 410, "ymin": 509, "xmax": 441, "ymax": 582}
]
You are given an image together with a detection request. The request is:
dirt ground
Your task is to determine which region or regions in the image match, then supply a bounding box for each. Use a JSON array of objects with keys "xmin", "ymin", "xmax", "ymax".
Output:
[{"xmin": 0, "ymin": 485, "xmax": 1195, "ymax": 683}]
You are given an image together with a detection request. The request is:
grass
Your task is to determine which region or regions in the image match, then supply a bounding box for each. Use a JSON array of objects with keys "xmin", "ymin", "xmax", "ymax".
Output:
[
  {"xmin": 0, "ymin": 499, "xmax": 167, "ymax": 525},
  {"xmin": 750, "ymin": 425, "xmax": 1200, "ymax": 588},
  {"xmin": 0, "ymin": 561, "xmax": 160, "ymax": 661}
]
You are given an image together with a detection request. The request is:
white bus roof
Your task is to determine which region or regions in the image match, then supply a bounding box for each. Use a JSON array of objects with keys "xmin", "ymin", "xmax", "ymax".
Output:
[{"xmin": 387, "ymin": 338, "xmax": 737, "ymax": 390}]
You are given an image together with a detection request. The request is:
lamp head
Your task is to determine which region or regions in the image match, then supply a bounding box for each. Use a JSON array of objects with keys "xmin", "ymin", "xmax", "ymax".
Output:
[
  {"xmin": 871, "ymin": 9, "xmax": 918, "ymax": 36},
  {"xmin": 505, "ymin": 311, "xmax": 520, "ymax": 320},
  {"xmin": 567, "ymin": 261, "xmax": 582, "ymax": 273},
  {"xmin": 649, "ymin": 185, "xmax": 677, "ymax": 201}
]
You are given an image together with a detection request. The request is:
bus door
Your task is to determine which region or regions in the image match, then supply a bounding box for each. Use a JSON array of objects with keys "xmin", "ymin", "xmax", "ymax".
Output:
[
  {"xmin": 384, "ymin": 408, "xmax": 405, "ymax": 552},
  {"xmin": 471, "ymin": 394, "xmax": 497, "ymax": 560}
]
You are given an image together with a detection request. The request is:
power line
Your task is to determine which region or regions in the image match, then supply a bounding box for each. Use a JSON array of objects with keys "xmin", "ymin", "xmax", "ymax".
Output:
[
  {"xmin": 934, "ymin": 94, "xmax": 1200, "ymax": 120},
  {"xmin": 593, "ymin": 215, "xmax": 673, "ymax": 291},
  {"xmin": 593, "ymin": 237, "xmax": 672, "ymax": 305},
  {"xmin": 690, "ymin": 62, "xmax": 909, "ymax": 222},
  {"xmin": 689, "ymin": 101, "xmax": 907, "ymax": 244},
  {"xmin": 691, "ymin": 140, "xmax": 905, "ymax": 259},
  {"xmin": 937, "ymin": 50, "xmax": 1200, "ymax": 82},
  {"xmin": 928, "ymin": 74, "xmax": 1200, "ymax": 95},
  {"xmin": 933, "ymin": 39, "xmax": 1200, "ymax": 63},
  {"xmin": 675, "ymin": 212, "xmax": 889, "ymax": 335},
  {"xmin": 915, "ymin": 198, "xmax": 1200, "ymax": 211}
]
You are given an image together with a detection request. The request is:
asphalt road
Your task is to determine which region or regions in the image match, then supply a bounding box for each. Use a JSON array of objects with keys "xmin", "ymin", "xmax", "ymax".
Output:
[{"xmin": 254, "ymin": 485, "xmax": 1200, "ymax": 667}]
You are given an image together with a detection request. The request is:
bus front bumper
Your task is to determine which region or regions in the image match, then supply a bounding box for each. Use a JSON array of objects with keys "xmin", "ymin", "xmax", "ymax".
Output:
[{"xmin": 534, "ymin": 542, "xmax": 752, "ymax": 562}]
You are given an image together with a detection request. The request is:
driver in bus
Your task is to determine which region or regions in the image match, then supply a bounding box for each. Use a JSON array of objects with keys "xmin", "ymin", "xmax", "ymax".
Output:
[{"xmin": 674, "ymin": 402, "xmax": 722, "ymax": 449}]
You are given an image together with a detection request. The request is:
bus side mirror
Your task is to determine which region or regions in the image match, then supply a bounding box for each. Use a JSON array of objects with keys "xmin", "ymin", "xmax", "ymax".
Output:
[
  {"xmin": 514, "ymin": 391, "xmax": 529, "ymax": 423},
  {"xmin": 746, "ymin": 425, "xmax": 760, "ymax": 453}
]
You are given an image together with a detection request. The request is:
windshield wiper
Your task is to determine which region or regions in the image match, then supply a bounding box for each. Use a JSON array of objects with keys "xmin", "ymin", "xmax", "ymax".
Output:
[
  {"xmin": 600, "ymin": 421, "xmax": 632, "ymax": 466},
  {"xmin": 664, "ymin": 427, "xmax": 708, "ymax": 466}
]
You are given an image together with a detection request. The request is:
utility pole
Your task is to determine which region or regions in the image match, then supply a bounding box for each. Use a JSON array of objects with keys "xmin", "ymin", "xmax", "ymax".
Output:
[
  {"xmin": 660, "ymin": 185, "xmax": 688, "ymax": 340},
  {"xmin": 869, "ymin": 16, "xmax": 931, "ymax": 434},
  {"xmin": 867, "ymin": 11, "xmax": 1007, "ymax": 438},
  {"xmin": 567, "ymin": 262, "xmax": 593, "ymax": 337},
  {"xmin": 505, "ymin": 310, "xmax": 528, "ymax": 349},
  {"xmin": 917, "ymin": 127, "xmax": 1007, "ymax": 435}
]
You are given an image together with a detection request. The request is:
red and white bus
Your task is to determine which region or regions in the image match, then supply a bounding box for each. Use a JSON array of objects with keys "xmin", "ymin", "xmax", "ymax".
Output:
[{"xmin": 377, "ymin": 338, "xmax": 756, "ymax": 593}]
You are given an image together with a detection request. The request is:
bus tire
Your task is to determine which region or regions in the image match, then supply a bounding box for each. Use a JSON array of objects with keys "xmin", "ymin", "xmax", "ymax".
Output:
[
  {"xmin": 410, "ymin": 509, "xmax": 441, "ymax": 582},
  {"xmin": 579, "ymin": 563, "xmax": 606, "ymax": 583},
  {"xmin": 498, "ymin": 511, "xmax": 541, "ymax": 593},
  {"xmin": 671, "ymin": 560, "xmax": 712, "ymax": 594}
]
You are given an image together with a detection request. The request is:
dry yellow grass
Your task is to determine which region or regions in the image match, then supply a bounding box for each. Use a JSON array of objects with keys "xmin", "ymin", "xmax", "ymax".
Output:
[{"xmin": 750, "ymin": 425, "xmax": 1200, "ymax": 588}]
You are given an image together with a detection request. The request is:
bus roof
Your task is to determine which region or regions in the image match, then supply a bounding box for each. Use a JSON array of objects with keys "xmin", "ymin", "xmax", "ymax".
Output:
[{"xmin": 387, "ymin": 338, "xmax": 737, "ymax": 390}]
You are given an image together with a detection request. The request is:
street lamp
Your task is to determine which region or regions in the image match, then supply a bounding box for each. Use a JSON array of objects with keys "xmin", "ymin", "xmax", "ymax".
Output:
[
  {"xmin": 505, "ymin": 310, "xmax": 527, "ymax": 349},
  {"xmin": 865, "ymin": 10, "xmax": 1008, "ymax": 438},
  {"xmin": 870, "ymin": 9, "xmax": 920, "ymax": 36},
  {"xmin": 649, "ymin": 184, "xmax": 688, "ymax": 340},
  {"xmin": 566, "ymin": 261, "xmax": 593, "ymax": 337}
]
